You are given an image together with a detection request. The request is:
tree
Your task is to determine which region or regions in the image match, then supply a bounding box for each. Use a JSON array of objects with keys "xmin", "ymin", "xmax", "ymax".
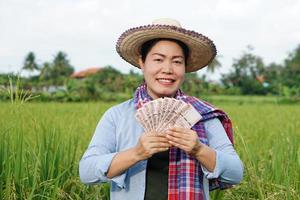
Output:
[
  {"xmin": 39, "ymin": 62, "xmax": 52, "ymax": 81},
  {"xmin": 207, "ymin": 55, "xmax": 222, "ymax": 73},
  {"xmin": 268, "ymin": 44, "xmax": 300, "ymax": 97},
  {"xmin": 124, "ymin": 71, "xmax": 143, "ymax": 94},
  {"xmin": 282, "ymin": 45, "xmax": 300, "ymax": 90},
  {"xmin": 51, "ymin": 51, "xmax": 74, "ymax": 85},
  {"xmin": 23, "ymin": 52, "xmax": 39, "ymax": 75},
  {"xmin": 264, "ymin": 62, "xmax": 283, "ymax": 95},
  {"xmin": 91, "ymin": 66, "xmax": 123, "ymax": 92},
  {"xmin": 221, "ymin": 46, "xmax": 266, "ymax": 94}
]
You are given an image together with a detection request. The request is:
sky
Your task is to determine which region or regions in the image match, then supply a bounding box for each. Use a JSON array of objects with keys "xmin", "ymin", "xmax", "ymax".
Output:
[{"xmin": 1, "ymin": 0, "xmax": 300, "ymax": 80}]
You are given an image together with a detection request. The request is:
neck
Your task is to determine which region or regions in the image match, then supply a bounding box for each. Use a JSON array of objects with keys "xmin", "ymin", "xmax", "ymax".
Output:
[{"xmin": 146, "ymin": 87, "xmax": 176, "ymax": 99}]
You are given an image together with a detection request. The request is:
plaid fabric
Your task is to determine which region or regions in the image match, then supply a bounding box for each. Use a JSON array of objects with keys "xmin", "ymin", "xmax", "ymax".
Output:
[{"xmin": 134, "ymin": 83, "xmax": 234, "ymax": 200}]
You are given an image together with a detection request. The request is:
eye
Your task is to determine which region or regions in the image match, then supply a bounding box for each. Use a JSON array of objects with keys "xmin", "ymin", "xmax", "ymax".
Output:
[
  {"xmin": 154, "ymin": 58, "xmax": 163, "ymax": 62},
  {"xmin": 174, "ymin": 60, "xmax": 183, "ymax": 64}
]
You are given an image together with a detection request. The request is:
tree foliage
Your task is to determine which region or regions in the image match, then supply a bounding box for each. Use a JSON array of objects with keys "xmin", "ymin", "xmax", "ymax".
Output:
[
  {"xmin": 23, "ymin": 52, "xmax": 39, "ymax": 72},
  {"xmin": 1, "ymin": 44, "xmax": 300, "ymax": 102},
  {"xmin": 50, "ymin": 51, "xmax": 74, "ymax": 85},
  {"xmin": 207, "ymin": 55, "xmax": 222, "ymax": 73},
  {"xmin": 281, "ymin": 45, "xmax": 300, "ymax": 92},
  {"xmin": 222, "ymin": 46, "xmax": 267, "ymax": 95}
]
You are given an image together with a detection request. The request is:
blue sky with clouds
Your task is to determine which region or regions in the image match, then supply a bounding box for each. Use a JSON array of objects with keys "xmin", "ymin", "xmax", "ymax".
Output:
[{"xmin": 1, "ymin": 0, "xmax": 300, "ymax": 80}]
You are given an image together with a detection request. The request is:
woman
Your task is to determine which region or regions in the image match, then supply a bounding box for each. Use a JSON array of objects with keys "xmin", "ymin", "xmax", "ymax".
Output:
[{"xmin": 79, "ymin": 18, "xmax": 243, "ymax": 200}]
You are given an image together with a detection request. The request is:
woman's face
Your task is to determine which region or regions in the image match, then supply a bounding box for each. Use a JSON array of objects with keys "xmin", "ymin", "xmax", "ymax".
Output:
[{"xmin": 139, "ymin": 40, "xmax": 186, "ymax": 99}]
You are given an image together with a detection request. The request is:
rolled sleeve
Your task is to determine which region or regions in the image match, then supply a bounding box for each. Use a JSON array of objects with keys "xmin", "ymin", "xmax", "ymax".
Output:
[
  {"xmin": 201, "ymin": 150, "xmax": 244, "ymax": 184},
  {"xmin": 202, "ymin": 118, "xmax": 244, "ymax": 184},
  {"xmin": 201, "ymin": 150, "xmax": 221, "ymax": 179},
  {"xmin": 95, "ymin": 152, "xmax": 127, "ymax": 188}
]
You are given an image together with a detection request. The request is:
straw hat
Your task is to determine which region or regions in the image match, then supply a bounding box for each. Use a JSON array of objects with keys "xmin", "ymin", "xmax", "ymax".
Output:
[{"xmin": 116, "ymin": 18, "xmax": 217, "ymax": 72}]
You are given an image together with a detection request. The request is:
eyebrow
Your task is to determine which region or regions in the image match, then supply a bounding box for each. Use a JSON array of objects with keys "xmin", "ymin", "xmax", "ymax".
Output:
[{"xmin": 151, "ymin": 53, "xmax": 184, "ymax": 59}]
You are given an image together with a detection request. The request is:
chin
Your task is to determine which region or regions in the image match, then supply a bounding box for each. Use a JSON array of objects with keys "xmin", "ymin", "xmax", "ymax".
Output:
[{"xmin": 157, "ymin": 90, "xmax": 177, "ymax": 98}]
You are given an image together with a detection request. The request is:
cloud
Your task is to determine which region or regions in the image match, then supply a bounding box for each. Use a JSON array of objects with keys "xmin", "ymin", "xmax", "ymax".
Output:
[{"xmin": 0, "ymin": 0, "xmax": 299, "ymax": 80}]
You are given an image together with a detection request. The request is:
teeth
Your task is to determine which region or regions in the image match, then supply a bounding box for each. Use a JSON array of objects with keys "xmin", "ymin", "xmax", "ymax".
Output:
[{"xmin": 158, "ymin": 79, "xmax": 173, "ymax": 83}]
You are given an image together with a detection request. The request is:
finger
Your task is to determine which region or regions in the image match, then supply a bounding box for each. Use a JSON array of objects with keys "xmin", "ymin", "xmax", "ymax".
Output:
[
  {"xmin": 170, "ymin": 127, "xmax": 196, "ymax": 136},
  {"xmin": 147, "ymin": 138, "xmax": 169, "ymax": 144},
  {"xmin": 146, "ymin": 133, "xmax": 168, "ymax": 138},
  {"xmin": 166, "ymin": 134, "xmax": 191, "ymax": 146},
  {"xmin": 168, "ymin": 126, "xmax": 189, "ymax": 133},
  {"xmin": 168, "ymin": 140, "xmax": 189, "ymax": 151},
  {"xmin": 166, "ymin": 130, "xmax": 186, "ymax": 140},
  {"xmin": 147, "ymin": 135, "xmax": 169, "ymax": 143},
  {"xmin": 148, "ymin": 142, "xmax": 171, "ymax": 148},
  {"xmin": 151, "ymin": 147, "xmax": 170, "ymax": 154},
  {"xmin": 146, "ymin": 145, "xmax": 170, "ymax": 154},
  {"xmin": 147, "ymin": 131, "xmax": 168, "ymax": 136}
]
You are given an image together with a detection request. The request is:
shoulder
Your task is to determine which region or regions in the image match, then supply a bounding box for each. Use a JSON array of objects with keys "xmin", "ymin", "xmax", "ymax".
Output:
[
  {"xmin": 204, "ymin": 118, "xmax": 222, "ymax": 130},
  {"xmin": 108, "ymin": 98, "xmax": 135, "ymax": 112},
  {"xmin": 187, "ymin": 95, "xmax": 231, "ymax": 124},
  {"xmin": 104, "ymin": 98, "xmax": 135, "ymax": 120},
  {"xmin": 185, "ymin": 95, "xmax": 217, "ymax": 114},
  {"xmin": 203, "ymin": 118, "xmax": 231, "ymax": 145}
]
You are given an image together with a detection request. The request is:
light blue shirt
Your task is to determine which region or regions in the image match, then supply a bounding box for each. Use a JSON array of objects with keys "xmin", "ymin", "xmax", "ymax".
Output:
[{"xmin": 79, "ymin": 99, "xmax": 243, "ymax": 200}]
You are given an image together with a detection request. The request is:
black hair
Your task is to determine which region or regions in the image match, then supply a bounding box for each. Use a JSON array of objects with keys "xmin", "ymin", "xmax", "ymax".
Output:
[{"xmin": 140, "ymin": 38, "xmax": 189, "ymax": 65}]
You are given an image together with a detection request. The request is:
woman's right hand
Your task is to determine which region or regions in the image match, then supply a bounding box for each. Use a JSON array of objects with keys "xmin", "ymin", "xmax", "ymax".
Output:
[{"xmin": 134, "ymin": 132, "xmax": 170, "ymax": 161}]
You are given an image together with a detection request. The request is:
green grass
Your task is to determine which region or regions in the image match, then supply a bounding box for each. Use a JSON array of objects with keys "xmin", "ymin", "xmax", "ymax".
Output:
[
  {"xmin": 0, "ymin": 101, "xmax": 299, "ymax": 199},
  {"xmin": 211, "ymin": 104, "xmax": 300, "ymax": 200},
  {"xmin": 0, "ymin": 102, "xmax": 114, "ymax": 199},
  {"xmin": 201, "ymin": 95, "xmax": 300, "ymax": 105}
]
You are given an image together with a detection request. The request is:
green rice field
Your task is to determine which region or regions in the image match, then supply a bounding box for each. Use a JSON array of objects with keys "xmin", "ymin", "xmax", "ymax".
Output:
[{"xmin": 0, "ymin": 99, "xmax": 299, "ymax": 199}]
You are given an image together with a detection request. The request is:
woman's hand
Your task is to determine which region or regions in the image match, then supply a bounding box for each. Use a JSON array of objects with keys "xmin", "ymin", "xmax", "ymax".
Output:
[
  {"xmin": 166, "ymin": 127, "xmax": 202, "ymax": 156},
  {"xmin": 106, "ymin": 132, "xmax": 169, "ymax": 178},
  {"xmin": 166, "ymin": 126, "xmax": 217, "ymax": 171},
  {"xmin": 134, "ymin": 132, "xmax": 170, "ymax": 161}
]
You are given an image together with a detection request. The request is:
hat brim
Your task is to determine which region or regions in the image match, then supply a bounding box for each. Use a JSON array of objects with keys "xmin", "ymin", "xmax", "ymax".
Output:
[{"xmin": 116, "ymin": 25, "xmax": 216, "ymax": 72}]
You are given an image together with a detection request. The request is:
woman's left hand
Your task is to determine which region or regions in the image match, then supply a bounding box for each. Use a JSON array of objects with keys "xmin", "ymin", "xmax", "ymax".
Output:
[{"xmin": 166, "ymin": 127, "xmax": 202, "ymax": 156}]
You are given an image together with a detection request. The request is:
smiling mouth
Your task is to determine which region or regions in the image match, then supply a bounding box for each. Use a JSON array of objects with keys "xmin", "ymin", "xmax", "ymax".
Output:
[{"xmin": 156, "ymin": 78, "xmax": 175, "ymax": 84}]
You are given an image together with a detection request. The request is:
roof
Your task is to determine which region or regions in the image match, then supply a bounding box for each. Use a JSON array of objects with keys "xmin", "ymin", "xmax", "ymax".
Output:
[
  {"xmin": 256, "ymin": 75, "xmax": 265, "ymax": 84},
  {"xmin": 70, "ymin": 67, "xmax": 101, "ymax": 78}
]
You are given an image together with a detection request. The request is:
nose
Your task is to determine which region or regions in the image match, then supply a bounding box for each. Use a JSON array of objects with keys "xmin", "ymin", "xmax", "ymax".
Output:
[{"xmin": 161, "ymin": 61, "xmax": 173, "ymax": 74}]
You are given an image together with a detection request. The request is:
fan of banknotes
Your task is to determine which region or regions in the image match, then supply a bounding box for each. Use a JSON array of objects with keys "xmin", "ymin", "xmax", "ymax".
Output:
[{"xmin": 135, "ymin": 97, "xmax": 202, "ymax": 133}]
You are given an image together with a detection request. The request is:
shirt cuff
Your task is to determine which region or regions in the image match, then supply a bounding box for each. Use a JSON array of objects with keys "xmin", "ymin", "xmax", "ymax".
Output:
[
  {"xmin": 201, "ymin": 150, "xmax": 223, "ymax": 179},
  {"xmin": 95, "ymin": 152, "xmax": 127, "ymax": 189}
]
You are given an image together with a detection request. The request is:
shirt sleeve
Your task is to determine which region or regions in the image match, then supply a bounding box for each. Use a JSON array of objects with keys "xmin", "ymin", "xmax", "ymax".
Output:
[
  {"xmin": 201, "ymin": 118, "xmax": 244, "ymax": 184},
  {"xmin": 79, "ymin": 108, "xmax": 126, "ymax": 188}
]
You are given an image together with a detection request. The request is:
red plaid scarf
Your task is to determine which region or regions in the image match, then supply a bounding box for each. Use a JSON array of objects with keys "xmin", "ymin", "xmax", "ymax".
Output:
[{"xmin": 134, "ymin": 83, "xmax": 234, "ymax": 200}]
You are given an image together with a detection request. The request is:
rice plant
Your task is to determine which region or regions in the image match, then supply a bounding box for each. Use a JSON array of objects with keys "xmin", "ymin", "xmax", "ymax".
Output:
[
  {"xmin": 0, "ymin": 100, "xmax": 299, "ymax": 199},
  {"xmin": 3, "ymin": 75, "xmax": 39, "ymax": 105}
]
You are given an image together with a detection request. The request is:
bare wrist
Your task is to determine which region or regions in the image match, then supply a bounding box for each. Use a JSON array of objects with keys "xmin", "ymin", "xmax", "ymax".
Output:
[
  {"xmin": 132, "ymin": 146, "xmax": 144, "ymax": 162},
  {"xmin": 193, "ymin": 143, "xmax": 204, "ymax": 157}
]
